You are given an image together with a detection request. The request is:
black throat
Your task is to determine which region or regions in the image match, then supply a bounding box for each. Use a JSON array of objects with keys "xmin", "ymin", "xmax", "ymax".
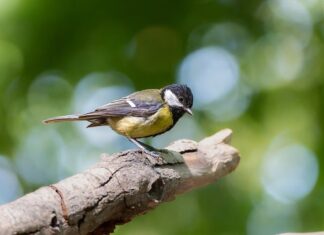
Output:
[{"xmin": 169, "ymin": 106, "xmax": 185, "ymax": 125}]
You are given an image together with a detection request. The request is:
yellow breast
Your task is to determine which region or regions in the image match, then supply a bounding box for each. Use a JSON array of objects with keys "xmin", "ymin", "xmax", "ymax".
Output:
[{"xmin": 107, "ymin": 105, "xmax": 174, "ymax": 138}]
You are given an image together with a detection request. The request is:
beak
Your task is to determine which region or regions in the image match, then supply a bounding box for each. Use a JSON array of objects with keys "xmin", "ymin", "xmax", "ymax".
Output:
[{"xmin": 184, "ymin": 107, "xmax": 193, "ymax": 116}]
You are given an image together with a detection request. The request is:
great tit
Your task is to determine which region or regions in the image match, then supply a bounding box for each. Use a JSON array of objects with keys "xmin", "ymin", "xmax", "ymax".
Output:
[{"xmin": 43, "ymin": 84, "xmax": 193, "ymax": 156}]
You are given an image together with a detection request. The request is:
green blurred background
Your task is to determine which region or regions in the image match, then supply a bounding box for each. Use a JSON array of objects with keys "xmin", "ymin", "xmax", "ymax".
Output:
[{"xmin": 0, "ymin": 0, "xmax": 324, "ymax": 234}]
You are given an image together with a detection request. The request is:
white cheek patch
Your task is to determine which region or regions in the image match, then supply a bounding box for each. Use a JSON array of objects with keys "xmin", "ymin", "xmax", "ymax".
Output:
[
  {"xmin": 126, "ymin": 99, "xmax": 136, "ymax": 107},
  {"xmin": 164, "ymin": 89, "xmax": 183, "ymax": 107}
]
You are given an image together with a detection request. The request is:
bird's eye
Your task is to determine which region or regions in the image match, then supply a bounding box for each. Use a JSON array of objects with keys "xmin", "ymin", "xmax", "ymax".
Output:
[{"xmin": 179, "ymin": 97, "xmax": 184, "ymax": 102}]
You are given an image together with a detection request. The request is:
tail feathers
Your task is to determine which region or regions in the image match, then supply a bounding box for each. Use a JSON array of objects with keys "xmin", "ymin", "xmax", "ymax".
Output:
[{"xmin": 43, "ymin": 114, "xmax": 81, "ymax": 124}]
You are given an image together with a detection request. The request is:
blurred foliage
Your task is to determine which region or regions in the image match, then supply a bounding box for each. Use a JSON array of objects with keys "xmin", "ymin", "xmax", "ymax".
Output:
[{"xmin": 0, "ymin": 0, "xmax": 324, "ymax": 234}]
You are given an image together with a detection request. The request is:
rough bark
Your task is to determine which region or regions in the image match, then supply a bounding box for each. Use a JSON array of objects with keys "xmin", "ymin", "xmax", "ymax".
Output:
[{"xmin": 0, "ymin": 129, "xmax": 240, "ymax": 235}]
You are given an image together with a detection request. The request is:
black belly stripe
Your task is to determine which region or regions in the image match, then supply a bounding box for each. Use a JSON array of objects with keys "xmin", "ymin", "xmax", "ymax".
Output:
[{"xmin": 149, "ymin": 106, "xmax": 185, "ymax": 137}]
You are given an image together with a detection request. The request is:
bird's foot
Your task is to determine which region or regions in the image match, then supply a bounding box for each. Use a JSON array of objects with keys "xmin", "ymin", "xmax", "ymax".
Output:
[
  {"xmin": 142, "ymin": 149, "xmax": 161, "ymax": 158},
  {"xmin": 128, "ymin": 138, "xmax": 161, "ymax": 157}
]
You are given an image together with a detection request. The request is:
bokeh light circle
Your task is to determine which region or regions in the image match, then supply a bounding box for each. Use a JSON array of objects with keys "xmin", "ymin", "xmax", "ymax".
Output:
[
  {"xmin": 205, "ymin": 82, "xmax": 252, "ymax": 121},
  {"xmin": 247, "ymin": 199, "xmax": 299, "ymax": 235},
  {"xmin": 28, "ymin": 73, "xmax": 73, "ymax": 120},
  {"xmin": 259, "ymin": 0, "xmax": 313, "ymax": 46},
  {"xmin": 73, "ymin": 72, "xmax": 133, "ymax": 148},
  {"xmin": 0, "ymin": 40, "xmax": 23, "ymax": 86},
  {"xmin": 15, "ymin": 128, "xmax": 67, "ymax": 185},
  {"xmin": 178, "ymin": 46, "xmax": 239, "ymax": 106},
  {"xmin": 0, "ymin": 156, "xmax": 22, "ymax": 204},
  {"xmin": 188, "ymin": 22, "xmax": 250, "ymax": 54},
  {"xmin": 245, "ymin": 34, "xmax": 304, "ymax": 89},
  {"xmin": 261, "ymin": 144, "xmax": 318, "ymax": 203}
]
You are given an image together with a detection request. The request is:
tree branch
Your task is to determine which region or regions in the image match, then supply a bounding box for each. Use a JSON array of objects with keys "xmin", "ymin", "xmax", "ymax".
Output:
[{"xmin": 0, "ymin": 129, "xmax": 240, "ymax": 235}]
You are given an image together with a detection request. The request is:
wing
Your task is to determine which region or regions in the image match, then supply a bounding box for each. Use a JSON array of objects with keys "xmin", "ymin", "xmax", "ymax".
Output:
[{"xmin": 79, "ymin": 89, "xmax": 164, "ymax": 119}]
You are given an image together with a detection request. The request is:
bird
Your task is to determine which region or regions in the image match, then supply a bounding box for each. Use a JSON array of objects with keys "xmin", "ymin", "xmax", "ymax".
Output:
[{"xmin": 43, "ymin": 84, "xmax": 193, "ymax": 156}]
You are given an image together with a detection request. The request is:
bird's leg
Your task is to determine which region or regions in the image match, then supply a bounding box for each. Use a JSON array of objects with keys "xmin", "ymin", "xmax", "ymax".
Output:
[
  {"xmin": 128, "ymin": 138, "xmax": 160, "ymax": 157},
  {"xmin": 134, "ymin": 139, "xmax": 159, "ymax": 151}
]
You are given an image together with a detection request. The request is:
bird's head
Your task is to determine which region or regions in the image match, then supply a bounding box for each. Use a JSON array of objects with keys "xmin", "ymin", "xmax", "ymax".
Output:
[{"xmin": 161, "ymin": 84, "xmax": 193, "ymax": 115}]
